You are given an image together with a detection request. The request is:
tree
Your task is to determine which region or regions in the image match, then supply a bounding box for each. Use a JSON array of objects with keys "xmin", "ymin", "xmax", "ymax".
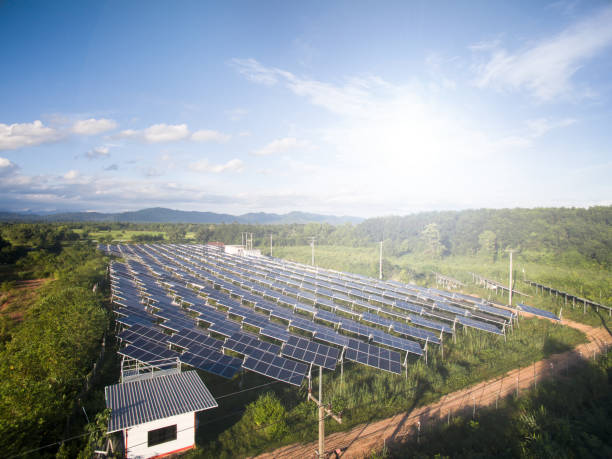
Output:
[
  {"xmin": 195, "ymin": 226, "xmax": 213, "ymax": 243},
  {"xmin": 420, "ymin": 223, "xmax": 445, "ymax": 258},
  {"xmin": 478, "ymin": 230, "xmax": 497, "ymax": 261},
  {"xmin": 247, "ymin": 392, "xmax": 288, "ymax": 441}
]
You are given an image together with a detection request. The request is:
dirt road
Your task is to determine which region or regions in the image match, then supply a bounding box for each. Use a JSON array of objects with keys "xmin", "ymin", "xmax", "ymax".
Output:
[{"xmin": 254, "ymin": 316, "xmax": 612, "ymax": 459}]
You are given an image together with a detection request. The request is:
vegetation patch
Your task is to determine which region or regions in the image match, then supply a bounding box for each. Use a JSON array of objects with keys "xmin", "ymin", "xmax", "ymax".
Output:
[{"xmin": 388, "ymin": 350, "xmax": 612, "ymax": 458}]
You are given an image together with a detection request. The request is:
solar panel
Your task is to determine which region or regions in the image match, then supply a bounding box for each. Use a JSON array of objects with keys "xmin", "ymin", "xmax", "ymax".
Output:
[
  {"xmin": 314, "ymin": 309, "xmax": 342, "ymax": 325},
  {"xmin": 208, "ymin": 320, "xmax": 242, "ymax": 337},
  {"xmin": 518, "ymin": 303, "xmax": 560, "ymax": 321},
  {"xmin": 475, "ymin": 303, "xmax": 515, "ymax": 320},
  {"xmin": 314, "ymin": 329, "xmax": 350, "ymax": 347},
  {"xmin": 391, "ymin": 322, "xmax": 440, "ymax": 344},
  {"xmin": 224, "ymin": 332, "xmax": 281, "ymax": 356},
  {"xmin": 241, "ymin": 313, "xmax": 271, "ymax": 330},
  {"xmin": 409, "ymin": 315, "xmax": 453, "ymax": 334},
  {"xmin": 394, "ymin": 300, "xmax": 425, "ymax": 315},
  {"xmin": 344, "ymin": 339, "xmax": 402, "ymax": 374},
  {"xmin": 339, "ymin": 319, "xmax": 374, "ymax": 338},
  {"xmin": 260, "ymin": 326, "xmax": 290, "ymax": 342},
  {"xmin": 295, "ymin": 302, "xmax": 316, "ymax": 314},
  {"xmin": 361, "ymin": 312, "xmax": 393, "ymax": 328},
  {"xmin": 168, "ymin": 328, "xmax": 224, "ymax": 351},
  {"xmin": 370, "ymin": 331, "xmax": 423, "ymax": 356},
  {"xmin": 434, "ymin": 301, "xmax": 470, "ymax": 317},
  {"xmin": 289, "ymin": 317, "xmax": 321, "ymax": 334},
  {"xmin": 118, "ymin": 338, "xmax": 179, "ymax": 364},
  {"xmin": 281, "ymin": 336, "xmax": 339, "ymax": 370},
  {"xmin": 115, "ymin": 314, "xmax": 155, "ymax": 328},
  {"xmin": 270, "ymin": 308, "xmax": 295, "ymax": 321},
  {"xmin": 118, "ymin": 324, "xmax": 170, "ymax": 345},
  {"xmin": 243, "ymin": 352, "xmax": 307, "ymax": 386},
  {"xmin": 456, "ymin": 316, "xmax": 504, "ymax": 335},
  {"xmin": 180, "ymin": 347, "xmax": 242, "ymax": 379}
]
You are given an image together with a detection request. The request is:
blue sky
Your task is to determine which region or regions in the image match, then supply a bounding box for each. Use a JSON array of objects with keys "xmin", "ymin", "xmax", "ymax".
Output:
[{"xmin": 1, "ymin": 0, "xmax": 611, "ymax": 217}]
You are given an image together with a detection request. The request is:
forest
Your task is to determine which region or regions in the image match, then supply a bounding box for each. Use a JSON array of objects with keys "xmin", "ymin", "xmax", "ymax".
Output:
[{"xmin": 0, "ymin": 205, "xmax": 610, "ymax": 458}]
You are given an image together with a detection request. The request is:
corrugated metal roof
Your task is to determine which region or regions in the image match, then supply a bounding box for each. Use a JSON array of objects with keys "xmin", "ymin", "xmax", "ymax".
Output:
[{"xmin": 105, "ymin": 370, "xmax": 217, "ymax": 432}]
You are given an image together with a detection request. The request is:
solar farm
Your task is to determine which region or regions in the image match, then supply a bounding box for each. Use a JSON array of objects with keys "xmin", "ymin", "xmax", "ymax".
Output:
[{"xmin": 97, "ymin": 243, "xmax": 557, "ymax": 392}]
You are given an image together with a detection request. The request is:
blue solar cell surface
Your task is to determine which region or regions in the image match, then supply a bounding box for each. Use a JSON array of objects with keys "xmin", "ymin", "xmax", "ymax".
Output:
[
  {"xmin": 518, "ymin": 303, "xmax": 560, "ymax": 321},
  {"xmin": 344, "ymin": 339, "xmax": 402, "ymax": 374},
  {"xmin": 242, "ymin": 353, "xmax": 307, "ymax": 386},
  {"xmin": 281, "ymin": 336, "xmax": 339, "ymax": 370}
]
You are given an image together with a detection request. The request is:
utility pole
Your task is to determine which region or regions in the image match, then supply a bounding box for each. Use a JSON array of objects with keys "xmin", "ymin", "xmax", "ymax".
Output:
[
  {"xmin": 318, "ymin": 366, "xmax": 324, "ymax": 458},
  {"xmin": 379, "ymin": 241, "xmax": 383, "ymax": 280},
  {"xmin": 308, "ymin": 366, "xmax": 342, "ymax": 459},
  {"xmin": 308, "ymin": 237, "xmax": 316, "ymax": 266},
  {"xmin": 270, "ymin": 234, "xmax": 273, "ymax": 257},
  {"xmin": 508, "ymin": 250, "xmax": 514, "ymax": 306}
]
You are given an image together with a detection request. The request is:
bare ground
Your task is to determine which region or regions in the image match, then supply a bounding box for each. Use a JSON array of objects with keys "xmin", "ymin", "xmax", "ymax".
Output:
[
  {"xmin": 253, "ymin": 314, "xmax": 612, "ymax": 459},
  {"xmin": 0, "ymin": 279, "xmax": 49, "ymax": 322}
]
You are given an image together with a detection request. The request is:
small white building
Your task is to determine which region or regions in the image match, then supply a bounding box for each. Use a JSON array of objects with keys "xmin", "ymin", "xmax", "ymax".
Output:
[
  {"xmin": 105, "ymin": 370, "xmax": 217, "ymax": 458},
  {"xmin": 224, "ymin": 244, "xmax": 262, "ymax": 257}
]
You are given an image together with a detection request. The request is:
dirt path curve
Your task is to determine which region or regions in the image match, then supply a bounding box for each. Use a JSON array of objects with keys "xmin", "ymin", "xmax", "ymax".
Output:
[{"xmin": 254, "ymin": 316, "xmax": 612, "ymax": 459}]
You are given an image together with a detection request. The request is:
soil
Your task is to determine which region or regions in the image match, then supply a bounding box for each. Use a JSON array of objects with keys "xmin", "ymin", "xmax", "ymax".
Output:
[{"xmin": 0, "ymin": 279, "xmax": 49, "ymax": 322}]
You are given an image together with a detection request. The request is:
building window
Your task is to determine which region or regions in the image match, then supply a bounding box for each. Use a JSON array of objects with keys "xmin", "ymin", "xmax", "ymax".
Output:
[{"xmin": 148, "ymin": 424, "xmax": 177, "ymax": 447}]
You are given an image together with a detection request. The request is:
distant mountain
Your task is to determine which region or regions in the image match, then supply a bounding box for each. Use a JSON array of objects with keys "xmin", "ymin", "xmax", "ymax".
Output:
[{"xmin": 0, "ymin": 207, "xmax": 363, "ymax": 225}]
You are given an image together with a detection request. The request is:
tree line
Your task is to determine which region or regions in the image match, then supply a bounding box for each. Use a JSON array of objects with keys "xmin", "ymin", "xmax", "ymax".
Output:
[{"xmin": 41, "ymin": 206, "xmax": 611, "ymax": 267}]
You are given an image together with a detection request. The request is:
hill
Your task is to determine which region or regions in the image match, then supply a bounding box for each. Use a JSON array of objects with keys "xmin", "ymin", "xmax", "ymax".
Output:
[{"xmin": 0, "ymin": 207, "xmax": 363, "ymax": 225}]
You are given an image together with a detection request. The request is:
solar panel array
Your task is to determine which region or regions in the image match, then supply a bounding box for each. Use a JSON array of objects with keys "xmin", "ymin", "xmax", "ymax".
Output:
[
  {"xmin": 103, "ymin": 242, "xmax": 514, "ymax": 386},
  {"xmin": 518, "ymin": 303, "xmax": 561, "ymax": 321}
]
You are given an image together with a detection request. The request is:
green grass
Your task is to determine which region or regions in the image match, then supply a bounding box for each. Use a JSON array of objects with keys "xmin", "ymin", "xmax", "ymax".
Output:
[{"xmin": 87, "ymin": 229, "xmax": 168, "ymax": 241}]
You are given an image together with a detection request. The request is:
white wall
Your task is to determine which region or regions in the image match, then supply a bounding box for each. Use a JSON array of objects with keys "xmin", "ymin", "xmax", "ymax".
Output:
[
  {"xmin": 224, "ymin": 245, "xmax": 244, "ymax": 255},
  {"xmin": 125, "ymin": 411, "xmax": 194, "ymax": 459}
]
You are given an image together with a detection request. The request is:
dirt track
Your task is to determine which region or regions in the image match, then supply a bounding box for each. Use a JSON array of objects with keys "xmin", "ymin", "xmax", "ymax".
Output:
[{"xmin": 254, "ymin": 316, "xmax": 612, "ymax": 459}]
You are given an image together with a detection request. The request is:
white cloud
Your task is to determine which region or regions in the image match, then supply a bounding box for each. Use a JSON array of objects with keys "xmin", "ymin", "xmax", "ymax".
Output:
[
  {"xmin": 85, "ymin": 146, "xmax": 110, "ymax": 159},
  {"xmin": 252, "ymin": 137, "xmax": 308, "ymax": 156},
  {"xmin": 0, "ymin": 157, "xmax": 18, "ymax": 176},
  {"xmin": 526, "ymin": 118, "xmax": 576, "ymax": 137},
  {"xmin": 190, "ymin": 158, "xmax": 244, "ymax": 173},
  {"xmin": 473, "ymin": 6, "xmax": 612, "ymax": 100},
  {"xmin": 226, "ymin": 108, "xmax": 248, "ymax": 121},
  {"xmin": 0, "ymin": 120, "xmax": 60, "ymax": 151},
  {"xmin": 118, "ymin": 123, "xmax": 190, "ymax": 143},
  {"xmin": 191, "ymin": 129, "xmax": 230, "ymax": 143},
  {"xmin": 230, "ymin": 58, "xmax": 279, "ymax": 85},
  {"xmin": 63, "ymin": 170, "xmax": 79, "ymax": 180},
  {"xmin": 72, "ymin": 118, "xmax": 118, "ymax": 135},
  {"xmin": 468, "ymin": 38, "xmax": 502, "ymax": 52}
]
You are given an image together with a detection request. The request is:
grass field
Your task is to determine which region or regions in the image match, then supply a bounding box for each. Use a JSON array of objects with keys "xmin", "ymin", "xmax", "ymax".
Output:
[{"xmin": 82, "ymin": 229, "xmax": 168, "ymax": 241}]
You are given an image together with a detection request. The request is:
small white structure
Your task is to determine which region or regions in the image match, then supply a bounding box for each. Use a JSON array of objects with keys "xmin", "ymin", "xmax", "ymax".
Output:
[
  {"xmin": 224, "ymin": 244, "xmax": 262, "ymax": 257},
  {"xmin": 105, "ymin": 368, "xmax": 217, "ymax": 458}
]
